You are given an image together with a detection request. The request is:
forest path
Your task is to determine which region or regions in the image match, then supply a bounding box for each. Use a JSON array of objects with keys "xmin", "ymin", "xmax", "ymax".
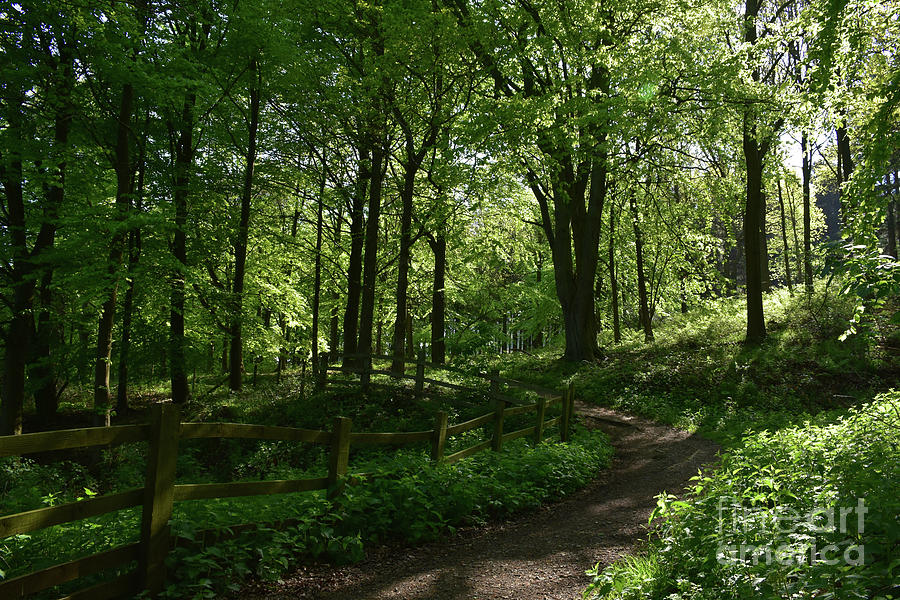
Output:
[{"xmin": 242, "ymin": 402, "xmax": 720, "ymax": 600}]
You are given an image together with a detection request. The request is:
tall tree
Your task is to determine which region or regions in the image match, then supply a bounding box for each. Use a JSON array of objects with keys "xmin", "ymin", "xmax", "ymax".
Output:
[
  {"xmin": 229, "ymin": 54, "xmax": 263, "ymax": 391},
  {"xmin": 739, "ymin": 0, "xmax": 786, "ymax": 344},
  {"xmin": 1, "ymin": 7, "xmax": 76, "ymax": 433},
  {"xmin": 92, "ymin": 0, "xmax": 148, "ymax": 423}
]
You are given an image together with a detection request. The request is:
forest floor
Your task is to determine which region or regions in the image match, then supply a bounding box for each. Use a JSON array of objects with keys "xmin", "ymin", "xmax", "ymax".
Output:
[{"xmin": 240, "ymin": 401, "xmax": 720, "ymax": 600}]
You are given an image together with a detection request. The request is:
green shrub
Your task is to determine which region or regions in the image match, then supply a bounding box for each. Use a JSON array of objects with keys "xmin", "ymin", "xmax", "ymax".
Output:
[
  {"xmin": 585, "ymin": 390, "xmax": 900, "ymax": 600},
  {"xmin": 154, "ymin": 427, "xmax": 612, "ymax": 599}
]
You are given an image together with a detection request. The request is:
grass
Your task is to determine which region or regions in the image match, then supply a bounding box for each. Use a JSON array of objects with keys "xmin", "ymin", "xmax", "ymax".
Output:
[{"xmin": 491, "ymin": 282, "xmax": 897, "ymax": 447}]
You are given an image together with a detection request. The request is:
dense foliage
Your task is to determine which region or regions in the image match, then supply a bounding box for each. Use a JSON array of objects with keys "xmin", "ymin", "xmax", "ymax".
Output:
[
  {"xmin": 584, "ymin": 391, "xmax": 899, "ymax": 600},
  {"xmin": 0, "ymin": 0, "xmax": 897, "ymax": 434},
  {"xmin": 0, "ymin": 0, "xmax": 897, "ymax": 597},
  {"xmin": 0, "ymin": 415, "xmax": 611, "ymax": 599}
]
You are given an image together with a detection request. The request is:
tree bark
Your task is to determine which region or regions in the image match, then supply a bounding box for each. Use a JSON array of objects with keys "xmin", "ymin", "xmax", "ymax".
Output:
[
  {"xmin": 93, "ymin": 81, "xmax": 135, "ymax": 424},
  {"xmin": 1, "ymin": 39, "xmax": 74, "ymax": 433},
  {"xmin": 328, "ymin": 205, "xmax": 342, "ymax": 362},
  {"xmin": 311, "ymin": 173, "xmax": 325, "ymax": 377},
  {"xmin": 743, "ymin": 123, "xmax": 767, "ymax": 343},
  {"xmin": 760, "ymin": 191, "xmax": 770, "ymax": 292},
  {"xmin": 608, "ymin": 201, "xmax": 621, "ymax": 344},
  {"xmin": 836, "ymin": 125, "xmax": 854, "ymax": 183},
  {"xmin": 801, "ymin": 133, "xmax": 813, "ymax": 292},
  {"xmin": 169, "ymin": 93, "xmax": 195, "ymax": 404},
  {"xmin": 32, "ymin": 273, "xmax": 59, "ymax": 423},
  {"xmin": 777, "ymin": 179, "xmax": 793, "ymax": 293},
  {"xmin": 341, "ymin": 140, "xmax": 370, "ymax": 368},
  {"xmin": 405, "ymin": 309, "xmax": 414, "ymax": 360},
  {"xmin": 629, "ymin": 191, "xmax": 654, "ymax": 343},
  {"xmin": 228, "ymin": 57, "xmax": 261, "ymax": 392},
  {"xmin": 528, "ymin": 157, "xmax": 606, "ymax": 361},
  {"xmin": 534, "ymin": 250, "xmax": 544, "ymax": 347},
  {"xmin": 785, "ymin": 174, "xmax": 802, "ymax": 286},
  {"xmin": 429, "ymin": 233, "xmax": 447, "ymax": 364},
  {"xmin": 884, "ymin": 170, "xmax": 897, "ymax": 259},
  {"xmin": 116, "ymin": 229, "xmax": 141, "ymax": 413},
  {"xmin": 391, "ymin": 155, "xmax": 417, "ymax": 374},
  {"xmin": 741, "ymin": 0, "xmax": 775, "ymax": 344},
  {"xmin": 116, "ymin": 150, "xmax": 146, "ymax": 415},
  {"xmin": 358, "ymin": 135, "xmax": 386, "ymax": 366}
]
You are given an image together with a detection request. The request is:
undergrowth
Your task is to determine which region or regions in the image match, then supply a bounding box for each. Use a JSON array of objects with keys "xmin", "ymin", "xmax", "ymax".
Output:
[
  {"xmin": 584, "ymin": 390, "xmax": 899, "ymax": 600},
  {"xmin": 492, "ymin": 282, "xmax": 897, "ymax": 447},
  {"xmin": 0, "ymin": 426, "xmax": 611, "ymax": 599}
]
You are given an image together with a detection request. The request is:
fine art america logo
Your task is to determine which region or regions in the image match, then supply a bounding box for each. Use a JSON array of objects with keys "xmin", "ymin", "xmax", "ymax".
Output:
[{"xmin": 715, "ymin": 496, "xmax": 867, "ymax": 566}]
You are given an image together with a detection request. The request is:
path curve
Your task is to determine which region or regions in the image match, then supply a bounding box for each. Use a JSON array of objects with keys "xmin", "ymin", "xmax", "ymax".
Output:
[{"xmin": 242, "ymin": 402, "xmax": 720, "ymax": 600}]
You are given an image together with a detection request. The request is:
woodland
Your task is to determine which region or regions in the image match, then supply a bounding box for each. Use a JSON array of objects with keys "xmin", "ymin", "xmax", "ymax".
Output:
[{"xmin": 0, "ymin": 0, "xmax": 898, "ymax": 599}]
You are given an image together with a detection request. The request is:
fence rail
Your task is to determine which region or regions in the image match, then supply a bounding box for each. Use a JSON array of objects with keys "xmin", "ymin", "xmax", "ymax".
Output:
[
  {"xmin": 0, "ymin": 356, "xmax": 575, "ymax": 599},
  {"xmin": 322, "ymin": 349, "xmax": 563, "ymax": 405}
]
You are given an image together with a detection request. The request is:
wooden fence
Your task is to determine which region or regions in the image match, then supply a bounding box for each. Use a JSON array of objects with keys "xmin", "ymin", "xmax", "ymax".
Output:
[
  {"xmin": 0, "ymin": 365, "xmax": 574, "ymax": 599},
  {"xmin": 321, "ymin": 349, "xmax": 562, "ymax": 404}
]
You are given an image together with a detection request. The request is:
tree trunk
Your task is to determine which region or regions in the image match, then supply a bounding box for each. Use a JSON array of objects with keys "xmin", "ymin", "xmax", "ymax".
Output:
[
  {"xmin": 1, "ymin": 44, "xmax": 74, "ymax": 433},
  {"xmin": 391, "ymin": 158, "xmax": 416, "ymax": 374},
  {"xmin": 0, "ymin": 141, "xmax": 34, "ymax": 435},
  {"xmin": 116, "ymin": 229, "xmax": 141, "ymax": 413},
  {"xmin": 311, "ymin": 173, "xmax": 325, "ymax": 377},
  {"xmin": 429, "ymin": 233, "xmax": 446, "ymax": 364},
  {"xmin": 341, "ymin": 140, "xmax": 370, "ymax": 367},
  {"xmin": 801, "ymin": 133, "xmax": 813, "ymax": 292},
  {"xmin": 529, "ymin": 158, "xmax": 605, "ymax": 361},
  {"xmin": 885, "ymin": 171, "xmax": 897, "ymax": 258},
  {"xmin": 376, "ymin": 320, "xmax": 383, "ymax": 356},
  {"xmin": 835, "ymin": 125, "xmax": 855, "ymax": 230},
  {"xmin": 228, "ymin": 57, "xmax": 261, "ymax": 392},
  {"xmin": 742, "ymin": 0, "xmax": 770, "ymax": 344},
  {"xmin": 760, "ymin": 191, "xmax": 770, "ymax": 292},
  {"xmin": 32, "ymin": 273, "xmax": 59, "ymax": 424},
  {"xmin": 784, "ymin": 174, "xmax": 802, "ymax": 287},
  {"xmin": 222, "ymin": 335, "xmax": 229, "ymax": 373},
  {"xmin": 328, "ymin": 205, "xmax": 342, "ymax": 362},
  {"xmin": 93, "ymin": 82, "xmax": 135, "ymax": 424},
  {"xmin": 743, "ymin": 123, "xmax": 767, "ymax": 344},
  {"xmin": 836, "ymin": 125, "xmax": 854, "ymax": 183},
  {"xmin": 534, "ymin": 250, "xmax": 544, "ymax": 347},
  {"xmin": 405, "ymin": 310, "xmax": 414, "ymax": 361},
  {"xmin": 329, "ymin": 300, "xmax": 340, "ymax": 361},
  {"xmin": 629, "ymin": 191, "xmax": 654, "ymax": 343},
  {"xmin": 170, "ymin": 94, "xmax": 195, "ymax": 404},
  {"xmin": 777, "ymin": 179, "xmax": 794, "ymax": 293},
  {"xmin": 116, "ymin": 149, "xmax": 146, "ymax": 414},
  {"xmin": 608, "ymin": 201, "xmax": 621, "ymax": 344},
  {"xmin": 358, "ymin": 135, "xmax": 386, "ymax": 366}
]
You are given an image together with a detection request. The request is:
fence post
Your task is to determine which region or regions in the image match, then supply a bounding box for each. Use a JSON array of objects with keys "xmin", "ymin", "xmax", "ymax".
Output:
[
  {"xmin": 491, "ymin": 397, "xmax": 506, "ymax": 452},
  {"xmin": 327, "ymin": 416, "xmax": 352, "ymax": 498},
  {"xmin": 414, "ymin": 347, "xmax": 426, "ymax": 399},
  {"xmin": 533, "ymin": 397, "xmax": 546, "ymax": 445},
  {"xmin": 488, "ymin": 368, "xmax": 499, "ymax": 396},
  {"xmin": 560, "ymin": 382, "xmax": 574, "ymax": 442},
  {"xmin": 138, "ymin": 403, "xmax": 180, "ymax": 597},
  {"xmin": 430, "ymin": 411, "xmax": 448, "ymax": 463}
]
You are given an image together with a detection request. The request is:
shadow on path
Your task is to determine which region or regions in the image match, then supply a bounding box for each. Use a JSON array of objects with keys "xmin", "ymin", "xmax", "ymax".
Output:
[{"xmin": 242, "ymin": 402, "xmax": 720, "ymax": 600}]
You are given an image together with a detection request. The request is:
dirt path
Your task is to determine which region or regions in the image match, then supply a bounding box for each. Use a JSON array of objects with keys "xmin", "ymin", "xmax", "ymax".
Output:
[{"xmin": 242, "ymin": 402, "xmax": 720, "ymax": 600}]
